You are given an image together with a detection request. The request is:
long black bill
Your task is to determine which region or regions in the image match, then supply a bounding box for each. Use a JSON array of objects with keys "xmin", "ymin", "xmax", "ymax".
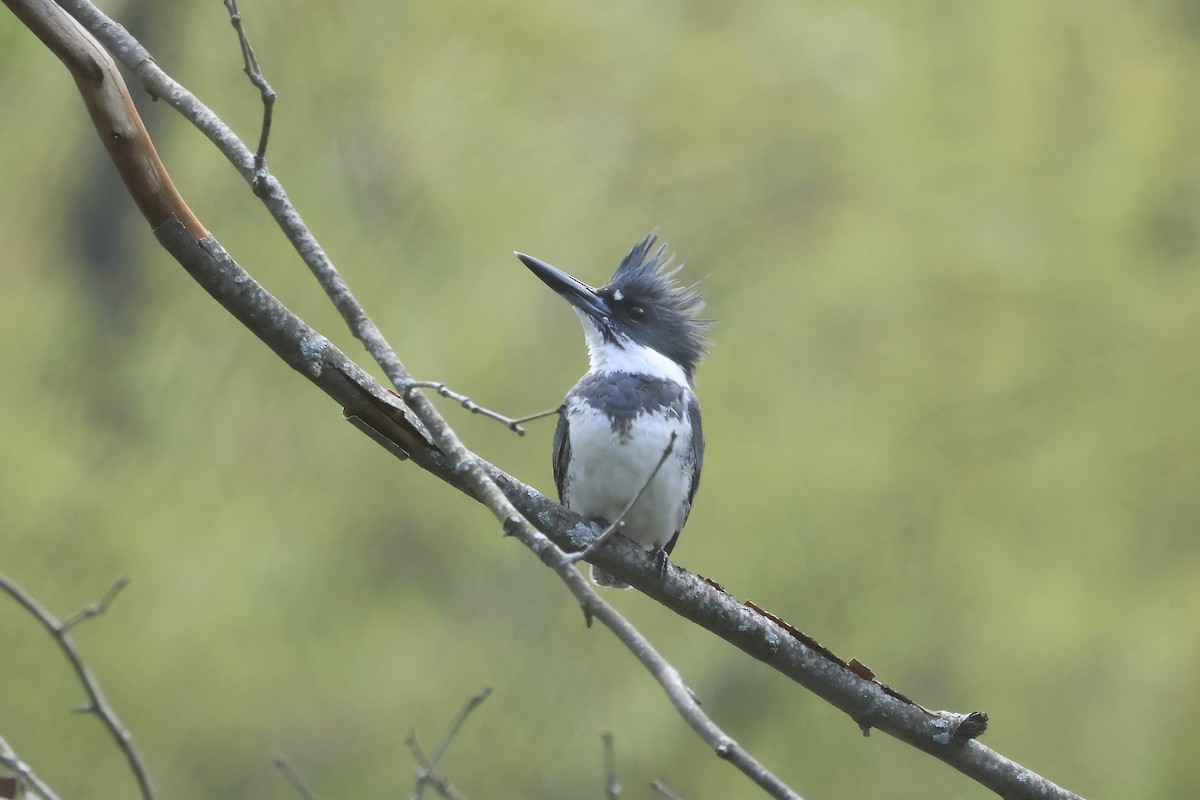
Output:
[{"xmin": 515, "ymin": 252, "xmax": 611, "ymax": 320}]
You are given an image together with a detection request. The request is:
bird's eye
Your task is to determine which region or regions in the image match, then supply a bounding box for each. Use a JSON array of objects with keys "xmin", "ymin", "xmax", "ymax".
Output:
[{"xmin": 629, "ymin": 305, "xmax": 645, "ymax": 319}]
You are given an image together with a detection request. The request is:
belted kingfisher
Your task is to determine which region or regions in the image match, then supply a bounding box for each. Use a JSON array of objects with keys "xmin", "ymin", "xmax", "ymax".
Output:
[{"xmin": 515, "ymin": 234, "xmax": 709, "ymax": 588}]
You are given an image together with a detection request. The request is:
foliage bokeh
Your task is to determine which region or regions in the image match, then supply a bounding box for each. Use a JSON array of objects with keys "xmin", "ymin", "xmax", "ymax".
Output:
[{"xmin": 3, "ymin": 1, "xmax": 1199, "ymax": 797}]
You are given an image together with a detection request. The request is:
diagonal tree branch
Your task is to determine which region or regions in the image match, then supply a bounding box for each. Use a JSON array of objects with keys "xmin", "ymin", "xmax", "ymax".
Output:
[
  {"xmin": 8, "ymin": 2, "xmax": 799, "ymax": 797},
  {"xmin": 3, "ymin": 1, "xmax": 1086, "ymax": 798}
]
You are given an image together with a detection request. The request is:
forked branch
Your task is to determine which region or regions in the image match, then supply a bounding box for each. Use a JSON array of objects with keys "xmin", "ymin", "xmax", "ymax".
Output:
[
  {"xmin": 408, "ymin": 686, "xmax": 491, "ymax": 800},
  {"xmin": 0, "ymin": 571, "xmax": 153, "ymax": 800},
  {"xmin": 222, "ymin": 0, "xmax": 274, "ymax": 192}
]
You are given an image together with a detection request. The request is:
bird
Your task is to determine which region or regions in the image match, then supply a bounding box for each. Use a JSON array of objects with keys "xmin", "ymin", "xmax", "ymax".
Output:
[{"xmin": 515, "ymin": 233, "xmax": 709, "ymax": 588}]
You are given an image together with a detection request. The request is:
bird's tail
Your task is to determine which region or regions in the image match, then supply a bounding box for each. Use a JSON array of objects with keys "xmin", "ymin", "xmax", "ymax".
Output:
[{"xmin": 591, "ymin": 565, "xmax": 631, "ymax": 590}]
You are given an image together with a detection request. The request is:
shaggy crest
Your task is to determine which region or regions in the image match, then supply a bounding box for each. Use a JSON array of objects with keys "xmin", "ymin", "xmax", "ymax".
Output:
[{"xmin": 599, "ymin": 233, "xmax": 711, "ymax": 377}]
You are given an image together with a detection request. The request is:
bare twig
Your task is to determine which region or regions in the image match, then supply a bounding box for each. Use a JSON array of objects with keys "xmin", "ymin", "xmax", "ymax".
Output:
[
  {"xmin": 0, "ymin": 571, "xmax": 154, "ymax": 800},
  {"xmin": 601, "ymin": 731, "xmax": 621, "ymax": 800},
  {"xmin": 410, "ymin": 687, "xmax": 491, "ymax": 800},
  {"xmin": 650, "ymin": 779, "xmax": 685, "ymax": 800},
  {"xmin": 272, "ymin": 755, "xmax": 319, "ymax": 800},
  {"xmin": 0, "ymin": 733, "xmax": 61, "ymax": 800},
  {"xmin": 61, "ymin": 575, "xmax": 128, "ymax": 631},
  {"xmin": 407, "ymin": 735, "xmax": 471, "ymax": 800},
  {"xmin": 430, "ymin": 687, "xmax": 492, "ymax": 765},
  {"xmin": 5, "ymin": 2, "xmax": 1087, "ymax": 797},
  {"xmin": 561, "ymin": 432, "xmax": 677, "ymax": 566},
  {"xmin": 507, "ymin": 405, "xmax": 565, "ymax": 426},
  {"xmin": 222, "ymin": 0, "xmax": 274, "ymax": 194},
  {"xmin": 404, "ymin": 382, "xmax": 556, "ymax": 436}
]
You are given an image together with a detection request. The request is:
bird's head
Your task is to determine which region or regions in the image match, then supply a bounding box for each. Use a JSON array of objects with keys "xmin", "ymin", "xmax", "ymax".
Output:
[{"xmin": 516, "ymin": 233, "xmax": 710, "ymax": 380}]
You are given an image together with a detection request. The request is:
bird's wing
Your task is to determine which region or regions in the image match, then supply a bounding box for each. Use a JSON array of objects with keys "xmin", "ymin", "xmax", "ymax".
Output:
[
  {"xmin": 665, "ymin": 392, "xmax": 704, "ymax": 556},
  {"xmin": 685, "ymin": 392, "xmax": 705, "ymax": 510},
  {"xmin": 552, "ymin": 405, "xmax": 571, "ymax": 503}
]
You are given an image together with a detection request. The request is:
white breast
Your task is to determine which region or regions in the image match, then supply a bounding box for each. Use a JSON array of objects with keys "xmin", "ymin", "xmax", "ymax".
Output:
[{"xmin": 563, "ymin": 399, "xmax": 694, "ymax": 551}]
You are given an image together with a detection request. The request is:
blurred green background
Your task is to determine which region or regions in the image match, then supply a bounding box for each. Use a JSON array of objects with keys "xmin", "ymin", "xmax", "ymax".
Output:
[{"xmin": 3, "ymin": 1, "xmax": 1199, "ymax": 797}]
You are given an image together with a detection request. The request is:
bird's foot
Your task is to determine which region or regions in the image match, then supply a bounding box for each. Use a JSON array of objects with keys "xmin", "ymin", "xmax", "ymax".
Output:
[{"xmin": 652, "ymin": 547, "xmax": 670, "ymax": 579}]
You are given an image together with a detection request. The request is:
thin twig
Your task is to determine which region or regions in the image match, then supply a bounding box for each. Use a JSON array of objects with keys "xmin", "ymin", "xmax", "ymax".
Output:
[
  {"xmin": 407, "ymin": 735, "xmax": 471, "ymax": 800},
  {"xmin": 650, "ymin": 779, "xmax": 685, "ymax": 800},
  {"xmin": 0, "ymin": 733, "xmax": 61, "ymax": 800},
  {"xmin": 403, "ymin": 383, "xmax": 556, "ymax": 438},
  {"xmin": 272, "ymin": 755, "xmax": 319, "ymax": 800},
  {"xmin": 61, "ymin": 575, "xmax": 128, "ymax": 631},
  {"xmin": 222, "ymin": 0, "xmax": 275, "ymax": 194},
  {"xmin": 411, "ymin": 687, "xmax": 491, "ymax": 800},
  {"xmin": 561, "ymin": 432, "xmax": 677, "ymax": 566},
  {"xmin": 0, "ymin": 571, "xmax": 154, "ymax": 800},
  {"xmin": 405, "ymin": 381, "xmax": 558, "ymax": 436},
  {"xmin": 601, "ymin": 730, "xmax": 621, "ymax": 799},
  {"xmin": 507, "ymin": 405, "xmax": 565, "ymax": 426},
  {"xmin": 430, "ymin": 687, "xmax": 492, "ymax": 765}
]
